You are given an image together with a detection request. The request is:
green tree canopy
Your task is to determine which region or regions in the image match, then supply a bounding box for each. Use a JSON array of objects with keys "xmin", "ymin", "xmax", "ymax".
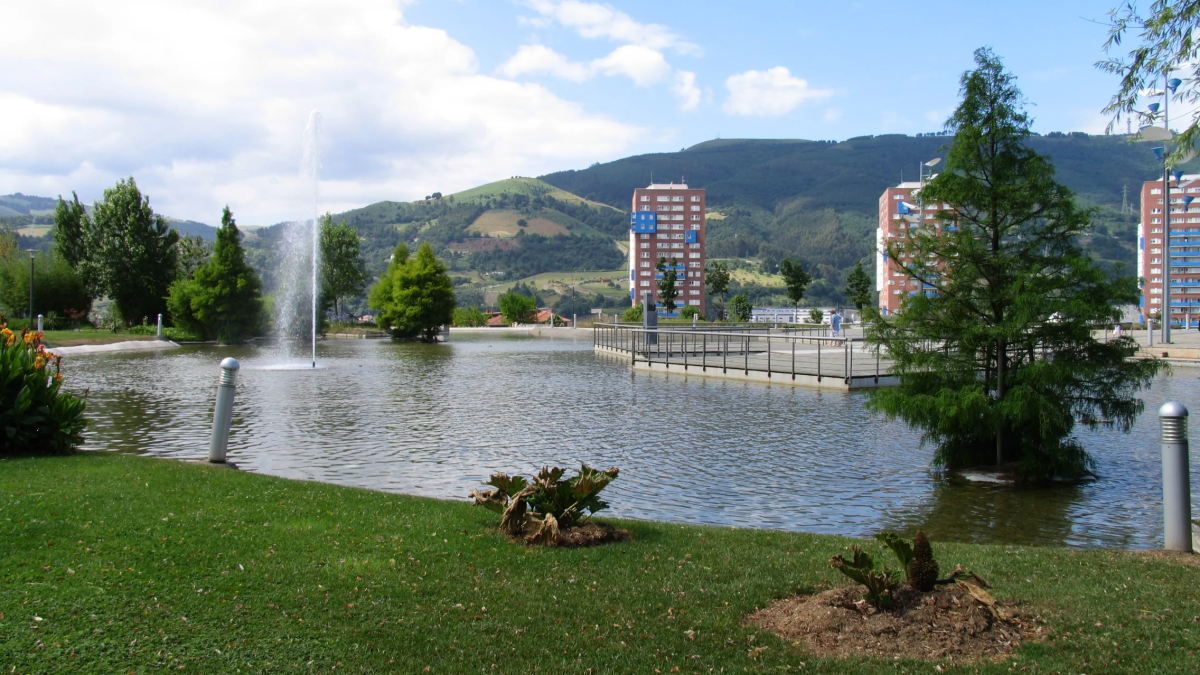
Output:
[
  {"xmin": 175, "ymin": 235, "xmax": 210, "ymax": 280},
  {"xmin": 52, "ymin": 192, "xmax": 100, "ymax": 302},
  {"xmin": 844, "ymin": 260, "xmax": 873, "ymax": 310},
  {"xmin": 320, "ymin": 215, "xmax": 368, "ymax": 317},
  {"xmin": 369, "ymin": 242, "xmax": 456, "ymax": 342},
  {"xmin": 656, "ymin": 257, "xmax": 679, "ymax": 312},
  {"xmin": 0, "ymin": 250, "xmax": 89, "ymax": 321},
  {"xmin": 866, "ymin": 48, "xmax": 1161, "ymax": 482},
  {"xmin": 498, "ymin": 291, "xmax": 537, "ymax": 324},
  {"xmin": 728, "ymin": 293, "xmax": 752, "ymax": 322},
  {"xmin": 779, "ymin": 258, "xmax": 812, "ymax": 308},
  {"xmin": 1099, "ymin": 1, "xmax": 1200, "ymax": 163},
  {"xmin": 167, "ymin": 206, "xmax": 264, "ymax": 344},
  {"xmin": 452, "ymin": 306, "xmax": 489, "ymax": 327},
  {"xmin": 87, "ymin": 178, "xmax": 180, "ymax": 326}
]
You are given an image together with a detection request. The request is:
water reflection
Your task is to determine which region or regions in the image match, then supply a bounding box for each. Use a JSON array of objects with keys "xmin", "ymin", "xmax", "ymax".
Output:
[{"xmin": 61, "ymin": 334, "xmax": 1200, "ymax": 549}]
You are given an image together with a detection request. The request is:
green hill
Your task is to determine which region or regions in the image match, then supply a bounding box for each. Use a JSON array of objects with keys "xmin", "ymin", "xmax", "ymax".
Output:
[{"xmin": 540, "ymin": 132, "xmax": 1174, "ymax": 304}]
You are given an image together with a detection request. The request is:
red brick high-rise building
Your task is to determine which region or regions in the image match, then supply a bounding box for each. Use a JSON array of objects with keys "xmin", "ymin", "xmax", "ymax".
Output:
[
  {"xmin": 1137, "ymin": 174, "xmax": 1200, "ymax": 325},
  {"xmin": 876, "ymin": 181, "xmax": 948, "ymax": 315},
  {"xmin": 629, "ymin": 183, "xmax": 706, "ymax": 316}
]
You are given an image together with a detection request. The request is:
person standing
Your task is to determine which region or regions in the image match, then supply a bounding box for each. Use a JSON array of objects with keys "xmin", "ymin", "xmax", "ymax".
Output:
[{"xmin": 830, "ymin": 309, "xmax": 843, "ymax": 338}]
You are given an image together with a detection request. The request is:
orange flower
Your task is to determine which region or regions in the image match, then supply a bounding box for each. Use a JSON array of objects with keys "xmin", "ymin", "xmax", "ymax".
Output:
[
  {"xmin": 24, "ymin": 332, "xmax": 34, "ymax": 344},
  {"xmin": 34, "ymin": 356, "xmax": 45, "ymax": 369},
  {"xmin": 54, "ymin": 374, "xmax": 63, "ymax": 382}
]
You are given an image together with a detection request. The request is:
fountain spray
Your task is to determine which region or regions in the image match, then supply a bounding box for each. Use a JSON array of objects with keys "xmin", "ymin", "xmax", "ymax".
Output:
[{"xmin": 301, "ymin": 111, "xmax": 322, "ymax": 368}]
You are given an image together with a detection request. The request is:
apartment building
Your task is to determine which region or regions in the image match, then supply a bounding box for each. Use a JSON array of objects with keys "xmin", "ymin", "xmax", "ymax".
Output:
[
  {"xmin": 629, "ymin": 183, "xmax": 706, "ymax": 317},
  {"xmin": 876, "ymin": 181, "xmax": 948, "ymax": 315},
  {"xmin": 1138, "ymin": 174, "xmax": 1200, "ymax": 324}
]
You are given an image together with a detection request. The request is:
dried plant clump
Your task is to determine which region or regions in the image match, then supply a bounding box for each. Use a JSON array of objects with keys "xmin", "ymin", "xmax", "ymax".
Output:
[{"xmin": 470, "ymin": 465, "xmax": 628, "ymax": 547}]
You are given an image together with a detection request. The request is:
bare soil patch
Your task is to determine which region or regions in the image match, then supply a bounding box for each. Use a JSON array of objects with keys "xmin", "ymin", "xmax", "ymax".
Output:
[
  {"xmin": 749, "ymin": 583, "xmax": 1041, "ymax": 663},
  {"xmin": 503, "ymin": 522, "xmax": 630, "ymax": 548},
  {"xmin": 468, "ymin": 210, "xmax": 568, "ymax": 237}
]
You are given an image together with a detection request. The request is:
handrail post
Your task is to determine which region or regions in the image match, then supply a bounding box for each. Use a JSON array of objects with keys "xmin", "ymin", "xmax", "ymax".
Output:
[
  {"xmin": 817, "ymin": 339, "xmax": 822, "ymax": 381},
  {"xmin": 703, "ymin": 332, "xmax": 707, "ymax": 371},
  {"xmin": 791, "ymin": 336, "xmax": 795, "ymax": 379}
]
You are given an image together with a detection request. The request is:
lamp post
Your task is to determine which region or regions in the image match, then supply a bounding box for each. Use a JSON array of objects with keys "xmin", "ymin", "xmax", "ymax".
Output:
[{"xmin": 25, "ymin": 249, "xmax": 36, "ymax": 327}]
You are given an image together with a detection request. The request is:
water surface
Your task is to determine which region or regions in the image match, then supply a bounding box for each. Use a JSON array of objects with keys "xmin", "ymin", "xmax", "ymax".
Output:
[{"xmin": 62, "ymin": 334, "xmax": 1200, "ymax": 549}]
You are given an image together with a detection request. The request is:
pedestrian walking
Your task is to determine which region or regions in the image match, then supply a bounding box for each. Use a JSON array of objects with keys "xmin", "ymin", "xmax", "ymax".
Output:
[
  {"xmin": 830, "ymin": 309, "xmax": 843, "ymax": 338},
  {"xmin": 1113, "ymin": 323, "xmax": 1122, "ymax": 340}
]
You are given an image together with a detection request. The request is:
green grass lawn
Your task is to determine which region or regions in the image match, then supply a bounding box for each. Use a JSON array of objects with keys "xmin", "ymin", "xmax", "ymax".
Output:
[
  {"xmin": 39, "ymin": 329, "xmax": 157, "ymax": 348},
  {"xmin": 1, "ymin": 453, "xmax": 1197, "ymax": 674}
]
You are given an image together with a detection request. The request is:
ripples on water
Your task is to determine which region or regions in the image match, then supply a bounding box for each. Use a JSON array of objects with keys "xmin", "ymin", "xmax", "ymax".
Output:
[{"xmin": 62, "ymin": 334, "xmax": 1200, "ymax": 549}]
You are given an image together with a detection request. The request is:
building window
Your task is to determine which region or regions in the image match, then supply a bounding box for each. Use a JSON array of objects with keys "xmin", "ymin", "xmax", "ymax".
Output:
[
  {"xmin": 689, "ymin": 289, "xmax": 700, "ymax": 295},
  {"xmin": 689, "ymin": 253, "xmax": 701, "ymax": 259},
  {"xmin": 691, "ymin": 223, "xmax": 700, "ymax": 229},
  {"xmin": 1152, "ymin": 188, "xmax": 1163, "ymax": 194},
  {"xmin": 1153, "ymin": 258, "xmax": 1162, "ymax": 263},
  {"xmin": 688, "ymin": 243, "xmax": 700, "ymax": 249},
  {"xmin": 689, "ymin": 280, "xmax": 701, "ymax": 286},
  {"xmin": 1151, "ymin": 287, "xmax": 1163, "ymax": 294},
  {"xmin": 1153, "ymin": 228, "xmax": 1163, "ymax": 233},
  {"xmin": 640, "ymin": 261, "xmax": 651, "ymax": 268},
  {"xmin": 640, "ymin": 252, "xmax": 650, "ymax": 258},
  {"xmin": 893, "ymin": 194, "xmax": 903, "ymax": 200},
  {"xmin": 1152, "ymin": 209, "xmax": 1162, "ymax": 214},
  {"xmin": 688, "ymin": 262, "xmax": 701, "ymax": 268},
  {"xmin": 1152, "ymin": 238, "xmax": 1162, "ymax": 244},
  {"xmin": 640, "ymin": 196, "xmax": 649, "ymax": 202},
  {"xmin": 691, "ymin": 195, "xmax": 701, "ymax": 202},
  {"xmin": 1151, "ymin": 248, "xmax": 1162, "ymax": 254},
  {"xmin": 640, "ymin": 233, "xmax": 650, "ymax": 239},
  {"xmin": 640, "ymin": 243, "xmax": 649, "ymax": 249},
  {"xmin": 641, "ymin": 205, "xmax": 651, "ymax": 211},
  {"xmin": 657, "ymin": 196, "xmax": 670, "ymax": 202},
  {"xmin": 1152, "ymin": 268, "xmax": 1163, "ymax": 274},
  {"xmin": 691, "ymin": 205, "xmax": 701, "ymax": 211},
  {"xmin": 640, "ymin": 280, "xmax": 650, "ymax": 287},
  {"xmin": 688, "ymin": 299, "xmax": 701, "ymax": 306}
]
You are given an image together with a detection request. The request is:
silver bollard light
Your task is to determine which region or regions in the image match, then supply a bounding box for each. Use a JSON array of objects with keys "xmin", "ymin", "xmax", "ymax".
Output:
[
  {"xmin": 1159, "ymin": 401, "xmax": 1193, "ymax": 552},
  {"xmin": 37, "ymin": 314, "xmax": 43, "ymax": 333},
  {"xmin": 208, "ymin": 357, "xmax": 240, "ymax": 463},
  {"xmin": 157, "ymin": 313, "xmax": 163, "ymax": 338}
]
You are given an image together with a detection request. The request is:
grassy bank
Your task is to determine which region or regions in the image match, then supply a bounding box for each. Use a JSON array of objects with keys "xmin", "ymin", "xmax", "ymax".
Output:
[
  {"xmin": 1, "ymin": 453, "xmax": 1196, "ymax": 674},
  {"xmin": 39, "ymin": 329, "xmax": 157, "ymax": 348}
]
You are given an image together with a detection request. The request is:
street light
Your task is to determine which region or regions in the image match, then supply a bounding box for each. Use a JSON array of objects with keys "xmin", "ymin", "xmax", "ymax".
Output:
[{"xmin": 25, "ymin": 249, "xmax": 36, "ymax": 327}]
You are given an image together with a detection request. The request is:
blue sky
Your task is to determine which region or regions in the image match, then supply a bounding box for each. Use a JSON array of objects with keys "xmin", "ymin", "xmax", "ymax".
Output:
[{"xmin": 0, "ymin": 0, "xmax": 1137, "ymax": 224}]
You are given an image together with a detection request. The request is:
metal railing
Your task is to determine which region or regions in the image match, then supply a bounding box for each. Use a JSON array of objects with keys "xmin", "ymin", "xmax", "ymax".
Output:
[{"xmin": 593, "ymin": 323, "xmax": 889, "ymax": 384}]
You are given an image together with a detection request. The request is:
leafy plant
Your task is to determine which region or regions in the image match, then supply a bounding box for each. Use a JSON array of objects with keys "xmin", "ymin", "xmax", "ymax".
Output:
[
  {"xmin": 622, "ymin": 304, "xmax": 643, "ymax": 323},
  {"xmin": 874, "ymin": 531, "xmax": 914, "ymax": 569},
  {"xmin": 829, "ymin": 545, "xmax": 898, "ymax": 610},
  {"xmin": 0, "ymin": 318, "xmax": 87, "ymax": 456},
  {"xmin": 470, "ymin": 464, "xmax": 619, "ymax": 545},
  {"xmin": 728, "ymin": 293, "xmax": 752, "ymax": 322},
  {"xmin": 679, "ymin": 306, "xmax": 700, "ymax": 320}
]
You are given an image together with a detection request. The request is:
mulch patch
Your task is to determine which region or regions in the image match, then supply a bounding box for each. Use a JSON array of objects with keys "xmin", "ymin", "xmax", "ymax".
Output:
[
  {"xmin": 749, "ymin": 583, "xmax": 1042, "ymax": 663},
  {"xmin": 503, "ymin": 522, "xmax": 631, "ymax": 548}
]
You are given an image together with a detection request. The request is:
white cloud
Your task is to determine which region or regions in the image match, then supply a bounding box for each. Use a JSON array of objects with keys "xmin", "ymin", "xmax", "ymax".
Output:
[
  {"xmin": 0, "ymin": 0, "xmax": 646, "ymax": 224},
  {"xmin": 593, "ymin": 45, "xmax": 671, "ymax": 85},
  {"xmin": 498, "ymin": 44, "xmax": 592, "ymax": 82},
  {"xmin": 523, "ymin": 0, "xmax": 699, "ymax": 55},
  {"xmin": 498, "ymin": 43, "xmax": 669, "ymax": 87},
  {"xmin": 823, "ymin": 107, "xmax": 842, "ymax": 123},
  {"xmin": 722, "ymin": 67, "xmax": 832, "ymax": 116},
  {"xmin": 672, "ymin": 71, "xmax": 702, "ymax": 112}
]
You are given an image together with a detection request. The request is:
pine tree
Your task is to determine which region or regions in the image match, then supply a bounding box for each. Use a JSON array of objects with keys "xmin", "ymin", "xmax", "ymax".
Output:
[
  {"xmin": 656, "ymin": 257, "xmax": 679, "ymax": 313},
  {"xmin": 844, "ymin": 260, "xmax": 873, "ymax": 310},
  {"xmin": 369, "ymin": 242, "xmax": 456, "ymax": 341},
  {"xmin": 167, "ymin": 206, "xmax": 264, "ymax": 343},
  {"xmin": 865, "ymin": 48, "xmax": 1162, "ymax": 482}
]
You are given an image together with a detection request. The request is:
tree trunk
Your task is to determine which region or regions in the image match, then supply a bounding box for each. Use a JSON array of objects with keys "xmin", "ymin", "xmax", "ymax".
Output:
[{"xmin": 995, "ymin": 337, "xmax": 1006, "ymax": 466}]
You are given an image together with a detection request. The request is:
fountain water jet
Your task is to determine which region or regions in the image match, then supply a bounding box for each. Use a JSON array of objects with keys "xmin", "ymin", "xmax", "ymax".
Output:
[{"xmin": 275, "ymin": 111, "xmax": 323, "ymax": 368}]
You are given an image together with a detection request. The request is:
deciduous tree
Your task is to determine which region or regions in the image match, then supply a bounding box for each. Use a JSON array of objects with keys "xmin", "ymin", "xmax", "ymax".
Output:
[
  {"xmin": 320, "ymin": 215, "xmax": 368, "ymax": 317},
  {"xmin": 498, "ymin": 291, "xmax": 536, "ymax": 324},
  {"xmin": 866, "ymin": 48, "xmax": 1161, "ymax": 482},
  {"xmin": 369, "ymin": 242, "xmax": 456, "ymax": 341},
  {"xmin": 88, "ymin": 178, "xmax": 179, "ymax": 326},
  {"xmin": 706, "ymin": 261, "xmax": 731, "ymax": 319},
  {"xmin": 779, "ymin": 258, "xmax": 812, "ymax": 313}
]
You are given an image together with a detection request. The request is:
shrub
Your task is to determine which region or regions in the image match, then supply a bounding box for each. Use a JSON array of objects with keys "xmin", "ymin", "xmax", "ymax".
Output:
[
  {"xmin": 808, "ymin": 308, "xmax": 824, "ymax": 324},
  {"xmin": 622, "ymin": 304, "xmax": 643, "ymax": 322},
  {"xmin": 470, "ymin": 465, "xmax": 619, "ymax": 545},
  {"xmin": 0, "ymin": 320, "xmax": 87, "ymax": 456},
  {"xmin": 452, "ymin": 306, "xmax": 489, "ymax": 327},
  {"xmin": 679, "ymin": 306, "xmax": 700, "ymax": 320}
]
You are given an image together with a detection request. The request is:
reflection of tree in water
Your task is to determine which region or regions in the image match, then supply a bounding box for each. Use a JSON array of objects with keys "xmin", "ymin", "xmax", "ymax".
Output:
[{"xmin": 881, "ymin": 477, "xmax": 1108, "ymax": 548}]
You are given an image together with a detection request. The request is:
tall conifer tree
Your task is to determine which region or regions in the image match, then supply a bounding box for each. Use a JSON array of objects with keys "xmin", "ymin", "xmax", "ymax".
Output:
[
  {"xmin": 168, "ymin": 206, "xmax": 264, "ymax": 343},
  {"xmin": 865, "ymin": 48, "xmax": 1161, "ymax": 481}
]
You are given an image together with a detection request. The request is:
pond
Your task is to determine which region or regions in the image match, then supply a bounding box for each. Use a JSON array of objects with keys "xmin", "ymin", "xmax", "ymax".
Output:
[{"xmin": 61, "ymin": 333, "xmax": 1200, "ymax": 549}]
